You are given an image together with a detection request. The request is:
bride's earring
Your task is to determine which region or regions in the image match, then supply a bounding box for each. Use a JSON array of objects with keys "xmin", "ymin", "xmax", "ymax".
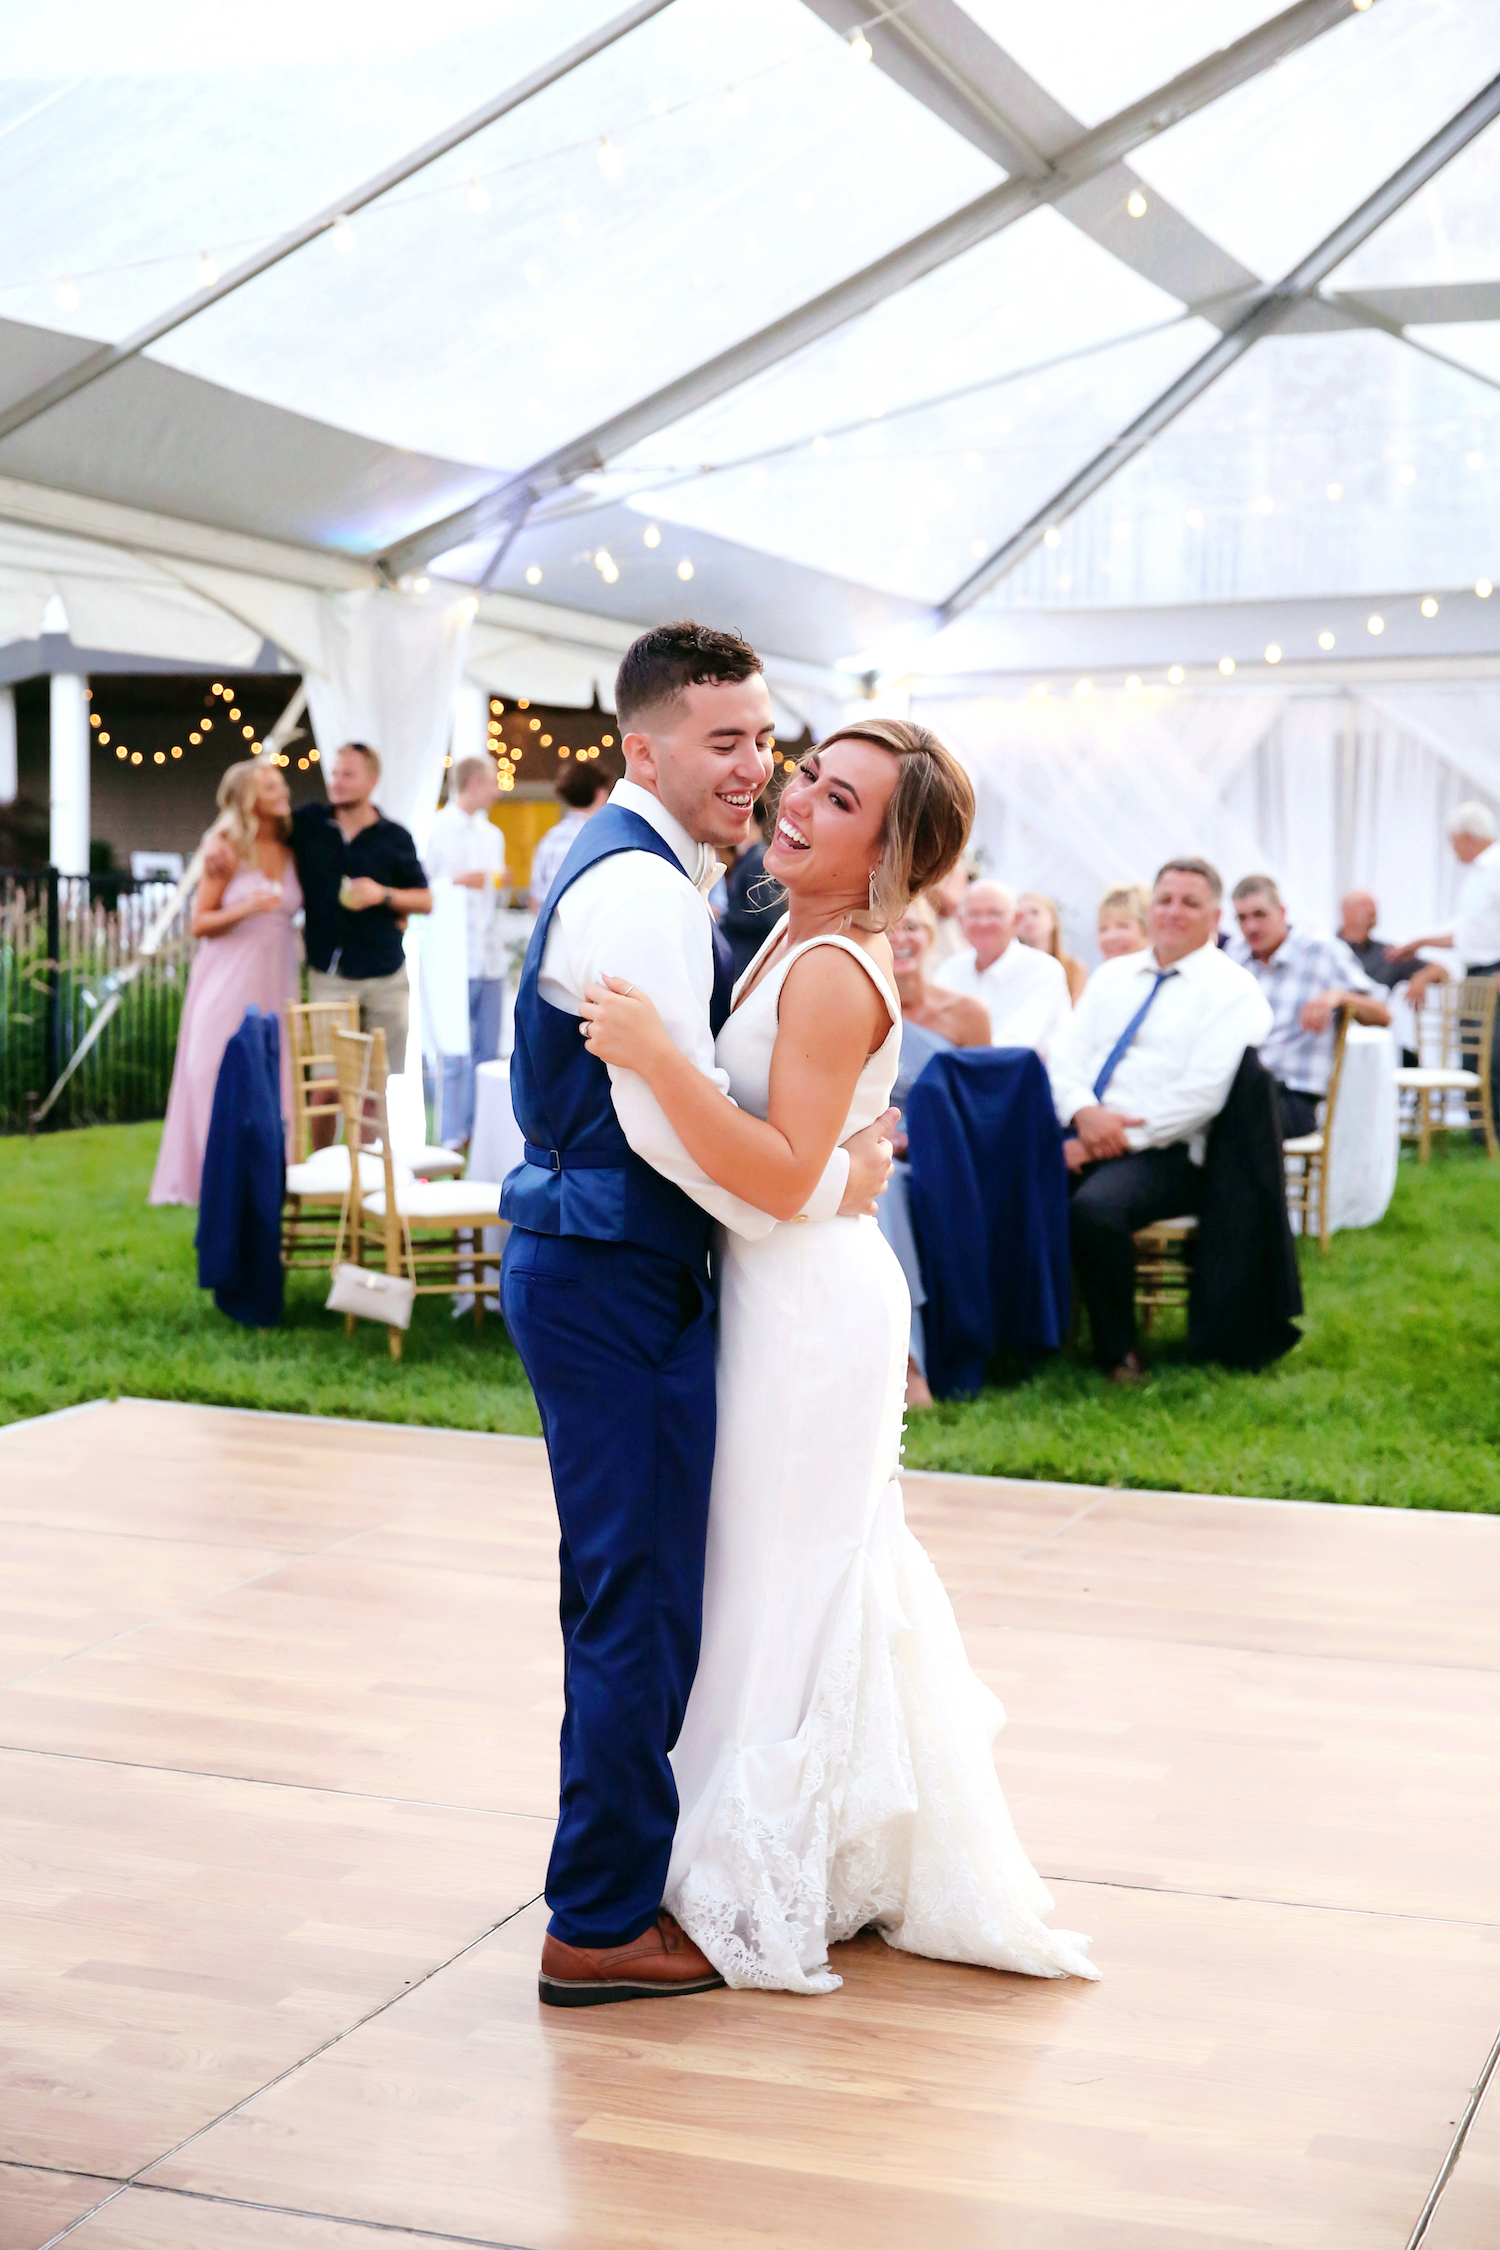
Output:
[{"xmin": 868, "ymin": 869, "xmax": 878, "ymax": 919}]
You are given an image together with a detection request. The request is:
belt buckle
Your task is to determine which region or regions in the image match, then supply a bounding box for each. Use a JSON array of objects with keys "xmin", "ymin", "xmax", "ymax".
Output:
[{"xmin": 547, "ymin": 1148, "xmax": 562, "ymax": 1173}]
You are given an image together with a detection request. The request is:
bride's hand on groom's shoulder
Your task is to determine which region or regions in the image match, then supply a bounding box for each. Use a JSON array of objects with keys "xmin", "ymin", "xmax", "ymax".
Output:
[
  {"xmin": 580, "ymin": 975, "xmax": 672, "ymax": 1073},
  {"xmin": 839, "ymin": 1109, "xmax": 898, "ymax": 1216}
]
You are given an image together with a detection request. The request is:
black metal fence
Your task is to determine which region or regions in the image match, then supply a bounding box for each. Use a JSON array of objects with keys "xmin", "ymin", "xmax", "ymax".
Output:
[{"xmin": 0, "ymin": 867, "xmax": 192, "ymax": 1132}]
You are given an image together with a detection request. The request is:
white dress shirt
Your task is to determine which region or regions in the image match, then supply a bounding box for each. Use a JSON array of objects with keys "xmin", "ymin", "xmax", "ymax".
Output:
[
  {"xmin": 536, "ymin": 779, "xmax": 850, "ymax": 1238},
  {"xmin": 423, "ymin": 801, "xmax": 508, "ymax": 978},
  {"xmin": 934, "ymin": 939, "xmax": 1072, "ymax": 1055},
  {"xmin": 1048, "ymin": 940, "xmax": 1273, "ymax": 1163},
  {"xmin": 1454, "ymin": 841, "xmax": 1500, "ymax": 970}
]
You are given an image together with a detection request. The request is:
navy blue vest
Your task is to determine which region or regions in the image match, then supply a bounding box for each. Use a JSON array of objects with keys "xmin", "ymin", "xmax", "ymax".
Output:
[{"xmin": 500, "ymin": 804, "xmax": 733, "ymax": 1272}]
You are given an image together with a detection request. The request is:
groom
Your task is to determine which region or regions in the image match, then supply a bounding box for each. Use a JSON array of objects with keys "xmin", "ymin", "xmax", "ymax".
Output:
[{"xmin": 501, "ymin": 621, "xmax": 894, "ymax": 2006}]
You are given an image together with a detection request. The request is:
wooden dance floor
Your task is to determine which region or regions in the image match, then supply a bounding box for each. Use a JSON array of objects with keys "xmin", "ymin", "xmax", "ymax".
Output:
[{"xmin": 3, "ymin": 1399, "xmax": 1499, "ymax": 2250}]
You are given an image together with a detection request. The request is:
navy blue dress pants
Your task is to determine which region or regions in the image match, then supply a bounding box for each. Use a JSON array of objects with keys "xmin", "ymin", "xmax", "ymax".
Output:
[{"xmin": 501, "ymin": 1226, "xmax": 716, "ymax": 1948}]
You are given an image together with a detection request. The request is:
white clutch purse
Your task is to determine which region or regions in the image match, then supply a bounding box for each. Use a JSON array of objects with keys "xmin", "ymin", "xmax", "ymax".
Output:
[{"xmin": 326, "ymin": 1263, "xmax": 415, "ymax": 1329}]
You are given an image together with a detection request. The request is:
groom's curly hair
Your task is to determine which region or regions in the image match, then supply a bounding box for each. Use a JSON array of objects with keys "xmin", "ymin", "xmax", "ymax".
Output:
[{"xmin": 615, "ymin": 621, "xmax": 762, "ymax": 725}]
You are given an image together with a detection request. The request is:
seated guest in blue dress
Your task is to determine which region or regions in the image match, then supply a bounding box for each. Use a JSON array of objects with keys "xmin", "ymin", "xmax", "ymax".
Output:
[{"xmin": 878, "ymin": 895, "xmax": 989, "ymax": 1407}]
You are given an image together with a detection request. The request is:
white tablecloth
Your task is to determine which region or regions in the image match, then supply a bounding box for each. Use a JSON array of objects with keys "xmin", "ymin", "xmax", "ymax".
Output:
[
  {"xmin": 453, "ymin": 1057, "xmax": 522, "ymax": 1310},
  {"xmin": 1325, "ymin": 1022, "xmax": 1398, "ymax": 1233}
]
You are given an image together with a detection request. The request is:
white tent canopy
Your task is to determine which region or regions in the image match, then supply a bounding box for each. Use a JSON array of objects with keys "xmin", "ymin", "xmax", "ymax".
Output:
[{"xmin": 2, "ymin": 0, "xmax": 1499, "ymax": 875}]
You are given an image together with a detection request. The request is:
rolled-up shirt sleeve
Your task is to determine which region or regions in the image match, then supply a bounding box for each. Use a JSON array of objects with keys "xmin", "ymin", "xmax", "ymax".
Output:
[{"xmin": 543, "ymin": 858, "xmax": 848, "ymax": 1236}]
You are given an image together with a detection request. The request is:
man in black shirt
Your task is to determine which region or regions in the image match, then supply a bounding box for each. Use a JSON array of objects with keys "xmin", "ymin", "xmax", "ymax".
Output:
[{"xmin": 294, "ymin": 742, "xmax": 431, "ymax": 1070}]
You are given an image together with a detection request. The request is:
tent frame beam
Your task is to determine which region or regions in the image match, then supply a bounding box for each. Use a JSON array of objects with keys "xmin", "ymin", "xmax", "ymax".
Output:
[
  {"xmin": 936, "ymin": 69, "xmax": 1500, "ymax": 626},
  {"xmin": 0, "ymin": 0, "xmax": 674, "ymax": 449},
  {"xmin": 378, "ymin": 0, "xmax": 1364, "ymax": 580}
]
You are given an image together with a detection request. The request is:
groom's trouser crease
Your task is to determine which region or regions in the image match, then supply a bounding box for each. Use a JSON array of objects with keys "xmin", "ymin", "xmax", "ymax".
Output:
[{"xmin": 501, "ymin": 1226, "xmax": 715, "ymax": 1951}]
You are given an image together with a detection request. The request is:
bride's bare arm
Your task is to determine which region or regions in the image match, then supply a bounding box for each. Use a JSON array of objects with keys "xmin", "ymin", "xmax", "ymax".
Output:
[{"xmin": 581, "ymin": 948, "xmax": 888, "ymax": 1221}]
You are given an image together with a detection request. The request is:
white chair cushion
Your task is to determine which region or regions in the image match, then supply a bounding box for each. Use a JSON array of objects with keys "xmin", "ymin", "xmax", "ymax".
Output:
[
  {"xmin": 364, "ymin": 1178, "xmax": 504, "ymax": 1221},
  {"xmin": 1392, "ymin": 1067, "xmax": 1481, "ymax": 1089},
  {"xmin": 286, "ymin": 1149, "xmax": 398, "ymax": 1197},
  {"xmin": 1282, "ymin": 1132, "xmax": 1324, "ymax": 1155},
  {"xmin": 393, "ymin": 1143, "xmax": 466, "ymax": 1177}
]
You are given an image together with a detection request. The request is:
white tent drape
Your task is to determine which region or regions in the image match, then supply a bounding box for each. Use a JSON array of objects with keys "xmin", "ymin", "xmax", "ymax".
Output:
[{"xmin": 918, "ymin": 685, "xmax": 1500, "ymax": 957}]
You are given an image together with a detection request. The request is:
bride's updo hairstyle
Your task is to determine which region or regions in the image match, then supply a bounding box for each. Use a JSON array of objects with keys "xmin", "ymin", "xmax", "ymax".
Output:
[{"xmin": 802, "ymin": 717, "xmax": 974, "ymax": 931}]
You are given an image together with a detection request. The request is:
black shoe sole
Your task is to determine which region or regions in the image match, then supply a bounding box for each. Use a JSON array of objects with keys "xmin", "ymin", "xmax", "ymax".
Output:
[{"xmin": 538, "ymin": 1970, "xmax": 726, "ymax": 2008}]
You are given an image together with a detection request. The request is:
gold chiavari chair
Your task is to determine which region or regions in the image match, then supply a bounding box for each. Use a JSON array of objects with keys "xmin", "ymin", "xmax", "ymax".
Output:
[
  {"xmin": 1282, "ymin": 1008, "xmax": 1351, "ymax": 1255},
  {"xmin": 332, "ymin": 1027, "xmax": 506, "ymax": 1361},
  {"xmin": 1393, "ymin": 977, "xmax": 1499, "ymax": 1162}
]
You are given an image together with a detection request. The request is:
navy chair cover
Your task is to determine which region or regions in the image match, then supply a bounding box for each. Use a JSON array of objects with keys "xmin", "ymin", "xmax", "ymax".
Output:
[
  {"xmin": 905, "ymin": 1046, "xmax": 1070, "ymax": 1401},
  {"xmin": 196, "ymin": 1006, "xmax": 285, "ymax": 1328}
]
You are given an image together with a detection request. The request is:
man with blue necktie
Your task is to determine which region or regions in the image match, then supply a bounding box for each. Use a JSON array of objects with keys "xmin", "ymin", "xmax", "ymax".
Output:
[
  {"xmin": 500, "ymin": 622, "xmax": 895, "ymax": 2006},
  {"xmin": 1048, "ymin": 857, "xmax": 1271, "ymax": 1385}
]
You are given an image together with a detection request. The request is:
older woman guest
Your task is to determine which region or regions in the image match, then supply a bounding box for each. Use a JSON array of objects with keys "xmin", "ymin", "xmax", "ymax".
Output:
[
  {"xmin": 882, "ymin": 895, "xmax": 989, "ymax": 1408},
  {"xmin": 1017, "ymin": 891, "xmax": 1087, "ymax": 1002},
  {"xmin": 149, "ymin": 760, "xmax": 301, "ymax": 1205},
  {"xmin": 1096, "ymin": 882, "xmax": 1151, "ymax": 960}
]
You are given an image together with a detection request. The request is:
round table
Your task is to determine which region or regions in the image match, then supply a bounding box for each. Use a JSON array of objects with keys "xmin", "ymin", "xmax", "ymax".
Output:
[{"xmin": 1325, "ymin": 1022, "xmax": 1398, "ymax": 1234}]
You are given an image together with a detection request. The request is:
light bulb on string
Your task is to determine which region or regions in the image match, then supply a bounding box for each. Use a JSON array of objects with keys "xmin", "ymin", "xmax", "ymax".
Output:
[
  {"xmin": 1367, "ymin": 614, "xmax": 1384, "ymax": 635},
  {"xmin": 1477, "ymin": 579, "xmax": 1494, "ymax": 599},
  {"xmin": 56, "ymin": 279, "xmax": 80, "ymax": 312},
  {"xmin": 466, "ymin": 180, "xmax": 490, "ymax": 215},
  {"xmin": 525, "ymin": 565, "xmax": 543, "ymax": 585},
  {"xmin": 1126, "ymin": 189, "xmax": 1148, "ymax": 219},
  {"xmin": 848, "ymin": 29, "xmax": 873, "ymax": 60},
  {"xmin": 1319, "ymin": 631, "xmax": 1336, "ymax": 649},
  {"xmin": 1218, "ymin": 656, "xmax": 1236, "ymax": 675},
  {"xmin": 197, "ymin": 252, "xmax": 219, "ymax": 287},
  {"xmin": 597, "ymin": 136, "xmax": 622, "ymax": 181},
  {"xmin": 1421, "ymin": 598, "xmax": 1439, "ymax": 618},
  {"xmin": 331, "ymin": 216, "xmax": 356, "ymax": 253},
  {"xmin": 677, "ymin": 558, "xmax": 695, "ymax": 581},
  {"xmin": 1265, "ymin": 644, "xmax": 1282, "ymax": 664},
  {"xmin": 642, "ymin": 524, "xmax": 661, "ymax": 548}
]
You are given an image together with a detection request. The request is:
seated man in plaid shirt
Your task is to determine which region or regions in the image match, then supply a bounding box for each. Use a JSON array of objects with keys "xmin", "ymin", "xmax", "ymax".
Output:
[{"xmin": 1228, "ymin": 875, "xmax": 1391, "ymax": 1137}]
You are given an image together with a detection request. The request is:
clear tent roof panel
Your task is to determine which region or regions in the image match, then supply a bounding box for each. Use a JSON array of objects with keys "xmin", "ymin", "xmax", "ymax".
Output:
[
  {"xmin": 952, "ymin": 0, "xmax": 1287, "ymax": 131},
  {"xmin": 0, "ymin": 0, "xmax": 621, "ymax": 347},
  {"xmin": 609, "ymin": 206, "xmax": 1189, "ymax": 479},
  {"xmin": 977, "ymin": 329, "xmax": 1500, "ymax": 612},
  {"xmin": 1409, "ymin": 322, "xmax": 1500, "ymax": 387},
  {"xmin": 1130, "ymin": 0, "xmax": 1500, "ymax": 283},
  {"xmin": 142, "ymin": 0, "xmax": 1000, "ymax": 480},
  {"xmin": 620, "ymin": 319, "xmax": 1214, "ymax": 604},
  {"xmin": 1331, "ymin": 114, "xmax": 1500, "ymax": 287}
]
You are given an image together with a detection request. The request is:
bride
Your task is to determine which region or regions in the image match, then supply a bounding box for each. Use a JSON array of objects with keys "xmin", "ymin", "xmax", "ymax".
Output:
[{"xmin": 580, "ymin": 718, "xmax": 1096, "ymax": 1996}]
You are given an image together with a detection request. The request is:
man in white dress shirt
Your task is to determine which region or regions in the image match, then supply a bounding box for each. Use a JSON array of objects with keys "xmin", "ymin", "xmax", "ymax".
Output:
[
  {"xmin": 934, "ymin": 879, "xmax": 1070, "ymax": 1054},
  {"xmin": 500, "ymin": 622, "xmax": 894, "ymax": 2007},
  {"xmin": 1048, "ymin": 857, "xmax": 1271, "ymax": 1383},
  {"xmin": 422, "ymin": 755, "xmax": 508, "ymax": 1144},
  {"xmin": 1386, "ymin": 800, "xmax": 1500, "ymax": 1128}
]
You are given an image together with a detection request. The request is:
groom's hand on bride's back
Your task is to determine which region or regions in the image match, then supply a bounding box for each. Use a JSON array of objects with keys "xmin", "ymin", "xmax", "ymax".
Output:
[{"xmin": 839, "ymin": 1109, "xmax": 898, "ymax": 1216}]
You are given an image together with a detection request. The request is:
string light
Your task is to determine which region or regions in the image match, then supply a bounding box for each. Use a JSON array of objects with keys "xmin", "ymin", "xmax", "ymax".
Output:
[
  {"xmin": 1265, "ymin": 644, "xmax": 1282, "ymax": 664},
  {"xmin": 190, "ymin": 731, "xmax": 201, "ymax": 744},
  {"xmin": 1218, "ymin": 656, "xmax": 1236, "ymax": 675},
  {"xmin": 1421, "ymin": 597, "xmax": 1439, "ymax": 618},
  {"xmin": 56, "ymin": 280, "xmax": 80, "ymax": 311},
  {"xmin": 115, "ymin": 746, "xmax": 126, "ymax": 760},
  {"xmin": 1126, "ymin": 675, "xmax": 1142, "ymax": 691},
  {"xmin": 726, "ymin": 86, "xmax": 749, "ymax": 117},
  {"xmin": 848, "ymin": 29, "xmax": 873, "ymax": 60},
  {"xmin": 331, "ymin": 216, "xmax": 356, "ymax": 253},
  {"xmin": 1319, "ymin": 631, "xmax": 1336, "ymax": 649},
  {"xmin": 597, "ymin": 136, "xmax": 622, "ymax": 180},
  {"xmin": 1168, "ymin": 665, "xmax": 1185, "ymax": 685},
  {"xmin": 1075, "ymin": 679, "xmax": 1092, "ymax": 697},
  {"xmin": 811, "ymin": 433, "xmax": 830, "ymax": 457},
  {"xmin": 130, "ymin": 751, "xmax": 142, "ymax": 764},
  {"xmin": 525, "ymin": 565, "xmax": 543, "ymax": 585},
  {"xmin": 1042, "ymin": 526, "xmax": 1062, "ymax": 548},
  {"xmin": 1367, "ymin": 614, "xmax": 1385, "ymax": 635},
  {"xmin": 229, "ymin": 705, "xmax": 241, "ymax": 719},
  {"xmin": 413, "ymin": 575, "xmax": 430, "ymax": 594},
  {"xmin": 197, "ymin": 252, "xmax": 218, "ymax": 287},
  {"xmin": 171, "ymin": 746, "xmax": 181, "ymax": 758},
  {"xmin": 466, "ymin": 180, "xmax": 491, "ymax": 215},
  {"xmin": 154, "ymin": 751, "xmax": 165, "ymax": 764},
  {"xmin": 98, "ymin": 730, "xmax": 110, "ymax": 746},
  {"xmin": 1478, "ymin": 579, "xmax": 1494, "ymax": 599},
  {"xmin": 1126, "ymin": 189, "xmax": 1148, "ymax": 218},
  {"xmin": 676, "ymin": 559, "xmax": 695, "ymax": 581},
  {"xmin": 642, "ymin": 524, "xmax": 661, "ymax": 548}
]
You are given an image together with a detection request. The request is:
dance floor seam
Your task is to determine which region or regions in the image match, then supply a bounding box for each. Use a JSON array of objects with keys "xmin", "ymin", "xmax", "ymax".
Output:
[{"xmin": 6, "ymin": 1398, "xmax": 1500, "ymax": 2250}]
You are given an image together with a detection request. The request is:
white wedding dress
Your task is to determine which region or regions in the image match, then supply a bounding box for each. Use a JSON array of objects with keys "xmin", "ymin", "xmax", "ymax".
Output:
[{"xmin": 664, "ymin": 924, "xmax": 1097, "ymax": 1994}]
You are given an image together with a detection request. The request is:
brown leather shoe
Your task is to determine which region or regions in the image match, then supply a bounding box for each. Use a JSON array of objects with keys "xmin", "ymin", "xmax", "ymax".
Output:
[
  {"xmin": 1106, "ymin": 1350, "xmax": 1147, "ymax": 1388},
  {"xmin": 538, "ymin": 1910, "xmax": 726, "ymax": 2008}
]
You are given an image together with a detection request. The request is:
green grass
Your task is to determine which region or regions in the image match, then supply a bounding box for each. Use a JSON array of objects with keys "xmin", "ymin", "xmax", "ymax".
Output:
[{"xmin": 3, "ymin": 1121, "xmax": 1498, "ymax": 1509}]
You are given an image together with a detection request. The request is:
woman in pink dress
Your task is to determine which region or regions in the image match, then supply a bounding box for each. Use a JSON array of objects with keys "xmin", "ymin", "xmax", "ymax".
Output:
[{"xmin": 149, "ymin": 760, "xmax": 302, "ymax": 1206}]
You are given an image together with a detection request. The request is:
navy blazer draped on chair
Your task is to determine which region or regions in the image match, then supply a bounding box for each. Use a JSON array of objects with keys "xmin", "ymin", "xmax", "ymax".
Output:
[
  {"xmin": 196, "ymin": 1006, "xmax": 285, "ymax": 1329},
  {"xmin": 905, "ymin": 1046, "xmax": 1071, "ymax": 1401}
]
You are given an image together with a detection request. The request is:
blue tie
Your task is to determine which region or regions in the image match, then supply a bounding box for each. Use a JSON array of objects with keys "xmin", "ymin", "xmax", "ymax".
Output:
[{"xmin": 1093, "ymin": 969, "xmax": 1174, "ymax": 1102}]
